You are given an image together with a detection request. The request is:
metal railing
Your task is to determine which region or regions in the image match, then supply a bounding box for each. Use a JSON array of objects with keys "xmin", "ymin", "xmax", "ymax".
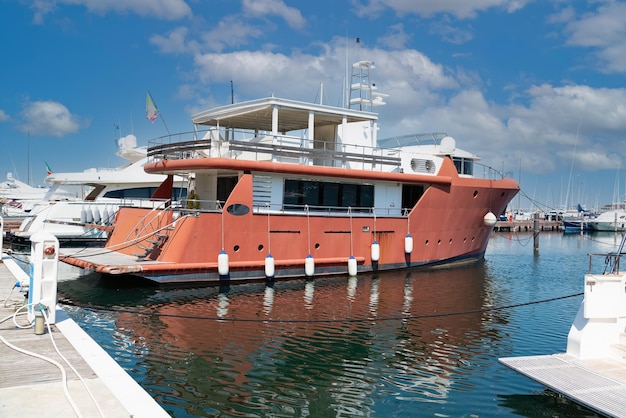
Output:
[{"xmin": 146, "ymin": 129, "xmax": 401, "ymax": 171}]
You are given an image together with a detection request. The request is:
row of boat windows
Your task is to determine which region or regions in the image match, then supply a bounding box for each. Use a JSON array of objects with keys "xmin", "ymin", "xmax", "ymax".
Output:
[
  {"xmin": 98, "ymin": 181, "xmax": 428, "ymax": 213},
  {"xmin": 103, "ymin": 187, "xmax": 187, "ymax": 199},
  {"xmin": 282, "ymin": 179, "xmax": 426, "ymax": 213},
  {"xmin": 284, "ymin": 180, "xmax": 374, "ymax": 212}
]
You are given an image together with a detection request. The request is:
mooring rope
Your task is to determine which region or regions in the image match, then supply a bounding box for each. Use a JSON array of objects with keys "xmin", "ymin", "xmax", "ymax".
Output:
[{"xmin": 58, "ymin": 292, "xmax": 584, "ymax": 324}]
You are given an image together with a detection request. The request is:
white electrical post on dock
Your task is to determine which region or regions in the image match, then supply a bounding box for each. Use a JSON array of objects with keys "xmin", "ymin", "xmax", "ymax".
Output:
[{"xmin": 28, "ymin": 232, "xmax": 59, "ymax": 324}]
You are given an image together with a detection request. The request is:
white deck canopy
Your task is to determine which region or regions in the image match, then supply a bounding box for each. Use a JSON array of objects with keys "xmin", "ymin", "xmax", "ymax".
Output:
[{"xmin": 191, "ymin": 96, "xmax": 378, "ymax": 135}]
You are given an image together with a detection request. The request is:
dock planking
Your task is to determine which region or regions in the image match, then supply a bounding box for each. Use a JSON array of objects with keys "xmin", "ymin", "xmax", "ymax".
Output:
[{"xmin": 0, "ymin": 254, "xmax": 169, "ymax": 418}]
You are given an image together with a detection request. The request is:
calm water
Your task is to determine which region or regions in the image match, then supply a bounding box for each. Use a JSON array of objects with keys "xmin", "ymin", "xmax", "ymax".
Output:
[{"xmin": 46, "ymin": 232, "xmax": 625, "ymax": 417}]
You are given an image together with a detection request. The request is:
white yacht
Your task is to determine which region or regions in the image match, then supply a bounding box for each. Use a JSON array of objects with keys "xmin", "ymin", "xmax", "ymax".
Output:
[{"xmin": 7, "ymin": 135, "xmax": 186, "ymax": 246}]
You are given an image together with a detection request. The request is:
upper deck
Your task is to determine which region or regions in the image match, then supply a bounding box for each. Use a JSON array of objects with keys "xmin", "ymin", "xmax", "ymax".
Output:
[{"xmin": 147, "ymin": 96, "xmax": 496, "ymax": 178}]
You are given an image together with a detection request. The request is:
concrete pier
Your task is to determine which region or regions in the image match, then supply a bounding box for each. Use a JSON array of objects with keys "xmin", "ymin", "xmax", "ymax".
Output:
[{"xmin": 0, "ymin": 252, "xmax": 170, "ymax": 418}]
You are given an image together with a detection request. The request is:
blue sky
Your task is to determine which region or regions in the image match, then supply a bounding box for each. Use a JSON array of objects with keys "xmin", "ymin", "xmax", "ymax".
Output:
[{"xmin": 2, "ymin": 0, "xmax": 626, "ymax": 211}]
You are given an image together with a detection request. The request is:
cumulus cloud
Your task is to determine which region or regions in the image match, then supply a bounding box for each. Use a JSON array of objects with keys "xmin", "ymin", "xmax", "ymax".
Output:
[
  {"xmin": 378, "ymin": 24, "xmax": 410, "ymax": 49},
  {"xmin": 151, "ymin": 27, "xmax": 196, "ymax": 54},
  {"xmin": 151, "ymin": 18, "xmax": 266, "ymax": 54},
  {"xmin": 562, "ymin": 2, "xmax": 626, "ymax": 72},
  {"xmin": 242, "ymin": 0, "xmax": 306, "ymax": 30},
  {"xmin": 352, "ymin": 0, "xmax": 530, "ymax": 19},
  {"xmin": 19, "ymin": 100, "xmax": 83, "ymax": 137},
  {"xmin": 191, "ymin": 41, "xmax": 457, "ymax": 107},
  {"xmin": 30, "ymin": 0, "xmax": 191, "ymax": 23}
]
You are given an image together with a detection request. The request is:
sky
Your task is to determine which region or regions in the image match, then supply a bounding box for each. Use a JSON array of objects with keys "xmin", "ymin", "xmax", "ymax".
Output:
[{"xmin": 2, "ymin": 0, "xmax": 626, "ymax": 212}]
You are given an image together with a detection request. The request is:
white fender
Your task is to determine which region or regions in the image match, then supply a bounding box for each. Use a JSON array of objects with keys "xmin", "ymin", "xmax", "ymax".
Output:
[
  {"xmin": 371, "ymin": 241, "xmax": 380, "ymax": 262},
  {"xmin": 484, "ymin": 211, "xmax": 497, "ymax": 227},
  {"xmin": 348, "ymin": 256, "xmax": 358, "ymax": 277},
  {"xmin": 405, "ymin": 234, "xmax": 413, "ymax": 254},
  {"xmin": 305, "ymin": 254, "xmax": 315, "ymax": 277},
  {"xmin": 265, "ymin": 254, "xmax": 275, "ymax": 278},
  {"xmin": 218, "ymin": 251, "xmax": 229, "ymax": 276}
]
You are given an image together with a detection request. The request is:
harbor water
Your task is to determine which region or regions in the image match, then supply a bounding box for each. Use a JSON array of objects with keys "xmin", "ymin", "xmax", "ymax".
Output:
[{"xmin": 30, "ymin": 232, "xmax": 624, "ymax": 417}]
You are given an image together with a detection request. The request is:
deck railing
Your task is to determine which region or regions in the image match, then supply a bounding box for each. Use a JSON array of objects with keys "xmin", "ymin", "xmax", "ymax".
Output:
[
  {"xmin": 147, "ymin": 129, "xmax": 400, "ymax": 171},
  {"xmin": 147, "ymin": 129, "xmax": 511, "ymax": 182}
]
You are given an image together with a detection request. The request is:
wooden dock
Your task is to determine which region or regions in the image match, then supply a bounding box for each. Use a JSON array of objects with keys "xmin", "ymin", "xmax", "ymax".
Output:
[
  {"xmin": 0, "ymin": 254, "xmax": 169, "ymax": 417},
  {"xmin": 493, "ymin": 220, "xmax": 562, "ymax": 232}
]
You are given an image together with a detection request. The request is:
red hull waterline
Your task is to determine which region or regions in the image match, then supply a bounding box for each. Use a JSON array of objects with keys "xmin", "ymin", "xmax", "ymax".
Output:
[{"xmin": 60, "ymin": 157, "xmax": 519, "ymax": 284}]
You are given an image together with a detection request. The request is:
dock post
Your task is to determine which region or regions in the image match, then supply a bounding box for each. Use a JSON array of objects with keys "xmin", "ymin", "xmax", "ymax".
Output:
[
  {"xmin": 533, "ymin": 213, "xmax": 540, "ymax": 252},
  {"xmin": 28, "ymin": 232, "xmax": 59, "ymax": 324}
]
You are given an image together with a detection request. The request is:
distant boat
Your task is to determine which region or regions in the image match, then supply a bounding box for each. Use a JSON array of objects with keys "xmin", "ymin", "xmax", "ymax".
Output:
[
  {"xmin": 59, "ymin": 61, "xmax": 519, "ymax": 283},
  {"xmin": 0, "ymin": 173, "xmax": 74, "ymax": 217},
  {"xmin": 7, "ymin": 136, "xmax": 186, "ymax": 246},
  {"xmin": 562, "ymin": 204, "xmax": 596, "ymax": 232},
  {"xmin": 590, "ymin": 208, "xmax": 626, "ymax": 232}
]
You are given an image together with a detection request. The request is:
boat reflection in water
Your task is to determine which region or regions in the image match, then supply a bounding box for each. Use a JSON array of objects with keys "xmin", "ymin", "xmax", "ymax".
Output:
[{"xmin": 59, "ymin": 263, "xmax": 507, "ymax": 416}]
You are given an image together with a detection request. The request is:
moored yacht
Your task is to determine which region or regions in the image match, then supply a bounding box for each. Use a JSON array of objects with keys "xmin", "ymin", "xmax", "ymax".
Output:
[
  {"xmin": 8, "ymin": 135, "xmax": 186, "ymax": 246},
  {"xmin": 60, "ymin": 61, "xmax": 519, "ymax": 283},
  {"xmin": 590, "ymin": 208, "xmax": 626, "ymax": 232}
]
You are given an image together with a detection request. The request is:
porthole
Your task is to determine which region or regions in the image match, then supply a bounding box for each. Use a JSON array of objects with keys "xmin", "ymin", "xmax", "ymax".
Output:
[
  {"xmin": 473, "ymin": 190, "xmax": 478, "ymax": 198},
  {"xmin": 258, "ymin": 244, "xmax": 264, "ymax": 251},
  {"xmin": 233, "ymin": 245, "xmax": 240, "ymax": 252},
  {"xmin": 227, "ymin": 204, "xmax": 250, "ymax": 216},
  {"xmin": 314, "ymin": 243, "xmax": 320, "ymax": 249}
]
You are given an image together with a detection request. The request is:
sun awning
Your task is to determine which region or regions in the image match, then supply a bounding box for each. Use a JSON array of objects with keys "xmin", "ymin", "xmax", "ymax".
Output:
[{"xmin": 192, "ymin": 97, "xmax": 377, "ymax": 133}]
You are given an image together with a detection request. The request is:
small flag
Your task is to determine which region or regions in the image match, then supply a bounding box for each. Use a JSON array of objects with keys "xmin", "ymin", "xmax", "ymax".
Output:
[
  {"xmin": 45, "ymin": 162, "xmax": 52, "ymax": 175},
  {"xmin": 146, "ymin": 91, "xmax": 159, "ymax": 123}
]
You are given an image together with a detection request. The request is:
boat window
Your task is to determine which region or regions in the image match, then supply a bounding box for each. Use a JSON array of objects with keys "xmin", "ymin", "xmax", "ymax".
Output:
[
  {"xmin": 402, "ymin": 184, "xmax": 426, "ymax": 210},
  {"xmin": 453, "ymin": 157, "xmax": 473, "ymax": 176},
  {"xmin": 104, "ymin": 187, "xmax": 186, "ymax": 199},
  {"xmin": 217, "ymin": 176, "xmax": 239, "ymax": 203},
  {"xmin": 283, "ymin": 179, "xmax": 373, "ymax": 212}
]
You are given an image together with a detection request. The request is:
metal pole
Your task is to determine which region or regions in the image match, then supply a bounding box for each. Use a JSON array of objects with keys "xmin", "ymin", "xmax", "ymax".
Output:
[{"xmin": 533, "ymin": 212, "xmax": 540, "ymax": 252}]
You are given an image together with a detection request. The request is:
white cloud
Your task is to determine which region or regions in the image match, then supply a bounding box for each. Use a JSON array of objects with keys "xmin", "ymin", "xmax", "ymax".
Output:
[
  {"xmin": 377, "ymin": 24, "xmax": 410, "ymax": 49},
  {"xmin": 242, "ymin": 0, "xmax": 306, "ymax": 29},
  {"xmin": 0, "ymin": 110, "xmax": 9, "ymax": 122},
  {"xmin": 151, "ymin": 18, "xmax": 267, "ymax": 54},
  {"xmin": 30, "ymin": 0, "xmax": 191, "ymax": 23},
  {"xmin": 151, "ymin": 27, "xmax": 196, "ymax": 54},
  {"xmin": 19, "ymin": 100, "xmax": 83, "ymax": 137},
  {"xmin": 191, "ymin": 41, "xmax": 457, "ymax": 108},
  {"xmin": 352, "ymin": 0, "xmax": 530, "ymax": 19},
  {"xmin": 200, "ymin": 16, "xmax": 265, "ymax": 52},
  {"xmin": 562, "ymin": 1, "xmax": 626, "ymax": 72},
  {"xmin": 428, "ymin": 16, "xmax": 474, "ymax": 45}
]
